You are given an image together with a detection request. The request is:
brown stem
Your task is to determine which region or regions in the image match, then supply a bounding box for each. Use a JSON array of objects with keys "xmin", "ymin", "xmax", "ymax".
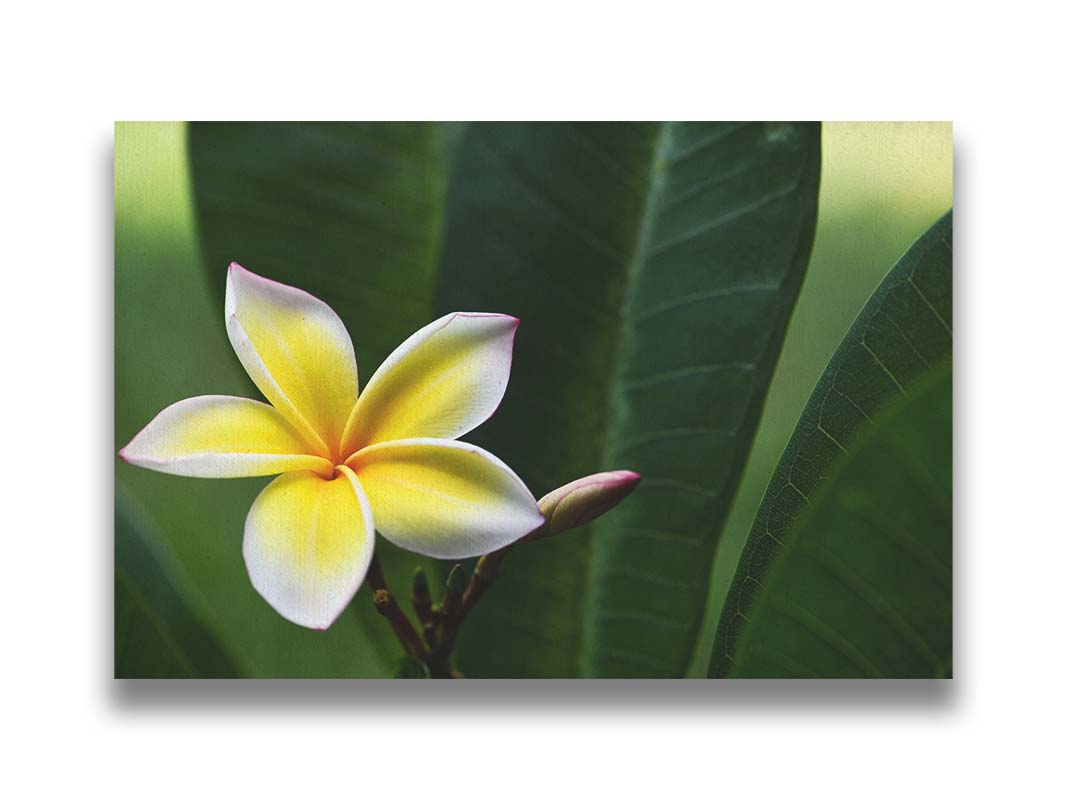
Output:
[
  {"xmin": 366, "ymin": 554, "xmax": 389, "ymax": 594},
  {"xmin": 435, "ymin": 564, "xmax": 468, "ymax": 659},
  {"xmin": 366, "ymin": 547, "xmax": 516, "ymax": 679},
  {"xmin": 460, "ymin": 548, "xmax": 507, "ymax": 621},
  {"xmin": 367, "ymin": 556, "xmax": 428, "ymax": 661}
]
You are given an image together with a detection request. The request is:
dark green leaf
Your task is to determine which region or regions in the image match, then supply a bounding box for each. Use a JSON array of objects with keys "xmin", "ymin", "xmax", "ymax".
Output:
[
  {"xmin": 117, "ymin": 123, "xmax": 411, "ymax": 677},
  {"xmin": 115, "ymin": 491, "xmax": 238, "ymax": 678},
  {"xmin": 393, "ymin": 656, "xmax": 431, "ymax": 679},
  {"xmin": 187, "ymin": 122, "xmax": 454, "ymax": 374},
  {"xmin": 437, "ymin": 122, "xmax": 822, "ymax": 676},
  {"xmin": 709, "ymin": 212, "xmax": 952, "ymax": 677},
  {"xmin": 185, "ymin": 124, "xmax": 460, "ymax": 655}
]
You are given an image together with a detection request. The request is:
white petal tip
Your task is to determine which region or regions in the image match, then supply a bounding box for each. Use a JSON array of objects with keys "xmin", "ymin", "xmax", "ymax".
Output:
[
  {"xmin": 526, "ymin": 512, "xmax": 547, "ymax": 536},
  {"xmin": 267, "ymin": 602, "xmax": 344, "ymax": 631},
  {"xmin": 246, "ymin": 564, "xmax": 357, "ymax": 631},
  {"xmin": 455, "ymin": 311, "xmax": 520, "ymax": 328},
  {"xmin": 117, "ymin": 445, "xmax": 146, "ymax": 467},
  {"xmin": 227, "ymin": 261, "xmax": 252, "ymax": 283}
]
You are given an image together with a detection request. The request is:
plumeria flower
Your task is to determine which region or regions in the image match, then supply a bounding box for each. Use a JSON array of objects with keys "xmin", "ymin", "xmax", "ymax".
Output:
[{"xmin": 120, "ymin": 263, "xmax": 544, "ymax": 629}]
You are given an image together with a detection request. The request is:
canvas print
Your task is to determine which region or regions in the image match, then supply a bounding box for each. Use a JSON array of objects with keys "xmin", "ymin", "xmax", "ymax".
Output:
[{"xmin": 115, "ymin": 121, "xmax": 952, "ymax": 678}]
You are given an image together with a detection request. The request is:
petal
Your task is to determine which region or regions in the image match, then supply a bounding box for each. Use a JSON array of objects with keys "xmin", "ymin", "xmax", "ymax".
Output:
[
  {"xmin": 120, "ymin": 395, "xmax": 333, "ymax": 478},
  {"xmin": 243, "ymin": 466, "xmax": 375, "ymax": 630},
  {"xmin": 347, "ymin": 438, "xmax": 543, "ymax": 559},
  {"xmin": 226, "ymin": 262, "xmax": 358, "ymax": 460},
  {"xmin": 340, "ymin": 312, "xmax": 518, "ymax": 455}
]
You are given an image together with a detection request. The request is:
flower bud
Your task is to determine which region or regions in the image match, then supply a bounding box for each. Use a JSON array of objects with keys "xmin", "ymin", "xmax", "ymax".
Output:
[
  {"xmin": 445, "ymin": 563, "xmax": 468, "ymax": 596},
  {"xmin": 411, "ymin": 567, "xmax": 433, "ymax": 627},
  {"xmin": 531, "ymin": 470, "xmax": 642, "ymax": 540}
]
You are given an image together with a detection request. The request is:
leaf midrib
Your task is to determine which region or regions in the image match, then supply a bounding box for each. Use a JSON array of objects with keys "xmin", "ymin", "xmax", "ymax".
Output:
[{"xmin": 578, "ymin": 122, "xmax": 675, "ymax": 677}]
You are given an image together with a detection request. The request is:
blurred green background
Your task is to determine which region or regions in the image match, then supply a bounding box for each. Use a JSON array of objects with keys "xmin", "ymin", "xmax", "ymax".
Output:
[{"xmin": 115, "ymin": 122, "xmax": 951, "ymax": 677}]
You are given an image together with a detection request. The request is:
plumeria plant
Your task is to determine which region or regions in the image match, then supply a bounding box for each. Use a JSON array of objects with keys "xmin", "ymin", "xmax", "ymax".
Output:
[
  {"xmin": 117, "ymin": 123, "xmax": 956, "ymax": 679},
  {"xmin": 117, "ymin": 123, "xmax": 953, "ymax": 679},
  {"xmin": 121, "ymin": 263, "xmax": 640, "ymax": 678}
]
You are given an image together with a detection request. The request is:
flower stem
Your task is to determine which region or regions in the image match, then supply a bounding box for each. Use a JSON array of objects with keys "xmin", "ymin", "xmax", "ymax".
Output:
[
  {"xmin": 365, "ymin": 545, "xmax": 512, "ymax": 678},
  {"xmin": 460, "ymin": 548, "xmax": 506, "ymax": 621},
  {"xmin": 366, "ymin": 555, "xmax": 428, "ymax": 662},
  {"xmin": 411, "ymin": 567, "xmax": 434, "ymax": 627}
]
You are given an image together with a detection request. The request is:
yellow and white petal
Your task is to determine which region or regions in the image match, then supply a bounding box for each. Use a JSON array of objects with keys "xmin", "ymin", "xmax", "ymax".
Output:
[
  {"xmin": 120, "ymin": 395, "xmax": 333, "ymax": 478},
  {"xmin": 347, "ymin": 438, "xmax": 543, "ymax": 559},
  {"xmin": 243, "ymin": 466, "xmax": 375, "ymax": 630},
  {"xmin": 340, "ymin": 312, "xmax": 519, "ymax": 455},
  {"xmin": 226, "ymin": 262, "xmax": 359, "ymax": 460}
]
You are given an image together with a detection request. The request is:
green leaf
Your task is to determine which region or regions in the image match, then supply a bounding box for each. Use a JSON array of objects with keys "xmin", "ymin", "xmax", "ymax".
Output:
[
  {"xmin": 709, "ymin": 212, "xmax": 952, "ymax": 677},
  {"xmin": 185, "ymin": 124, "xmax": 460, "ymax": 651},
  {"xmin": 437, "ymin": 122, "xmax": 822, "ymax": 676},
  {"xmin": 393, "ymin": 656, "xmax": 431, "ymax": 679},
  {"xmin": 187, "ymin": 122, "xmax": 454, "ymax": 374},
  {"xmin": 117, "ymin": 123, "xmax": 411, "ymax": 677},
  {"xmin": 115, "ymin": 490, "xmax": 238, "ymax": 678}
]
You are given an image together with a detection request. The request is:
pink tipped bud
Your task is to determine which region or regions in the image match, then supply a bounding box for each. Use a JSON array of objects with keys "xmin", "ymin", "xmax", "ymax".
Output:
[{"xmin": 530, "ymin": 470, "xmax": 642, "ymax": 540}]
